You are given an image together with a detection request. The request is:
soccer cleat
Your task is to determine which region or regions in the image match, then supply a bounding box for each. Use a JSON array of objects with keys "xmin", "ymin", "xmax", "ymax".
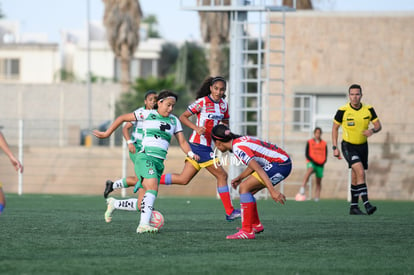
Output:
[
  {"xmin": 226, "ymin": 229, "xmax": 255, "ymax": 240},
  {"xmin": 104, "ymin": 197, "xmax": 116, "ymax": 223},
  {"xmin": 365, "ymin": 204, "xmax": 377, "ymax": 215},
  {"xmin": 349, "ymin": 207, "xmax": 366, "ymax": 215},
  {"xmin": 226, "ymin": 208, "xmax": 241, "ymax": 222},
  {"xmin": 136, "ymin": 224, "xmax": 159, "ymax": 234},
  {"xmin": 104, "ymin": 180, "xmax": 114, "ymax": 198},
  {"xmin": 237, "ymin": 223, "xmax": 264, "ymax": 234}
]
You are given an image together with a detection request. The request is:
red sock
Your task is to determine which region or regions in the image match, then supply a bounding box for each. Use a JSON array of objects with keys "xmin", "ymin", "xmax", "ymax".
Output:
[
  {"xmin": 252, "ymin": 202, "xmax": 261, "ymax": 225},
  {"xmin": 159, "ymin": 174, "xmax": 166, "ymax": 185},
  {"xmin": 219, "ymin": 191, "xmax": 234, "ymax": 215},
  {"xmin": 241, "ymin": 202, "xmax": 254, "ymax": 233}
]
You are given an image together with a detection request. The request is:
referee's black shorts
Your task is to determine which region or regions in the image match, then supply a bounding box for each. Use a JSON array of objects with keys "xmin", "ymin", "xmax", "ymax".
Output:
[{"xmin": 341, "ymin": 141, "xmax": 368, "ymax": 169}]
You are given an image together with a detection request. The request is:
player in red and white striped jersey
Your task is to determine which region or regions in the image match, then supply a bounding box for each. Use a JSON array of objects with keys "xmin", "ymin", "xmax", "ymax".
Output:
[
  {"xmin": 211, "ymin": 124, "xmax": 292, "ymax": 239},
  {"xmin": 160, "ymin": 76, "xmax": 240, "ymax": 221}
]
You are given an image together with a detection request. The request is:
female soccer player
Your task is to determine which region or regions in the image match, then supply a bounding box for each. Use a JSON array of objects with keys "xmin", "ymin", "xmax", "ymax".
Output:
[
  {"xmin": 159, "ymin": 76, "xmax": 241, "ymax": 221},
  {"xmin": 103, "ymin": 90, "xmax": 157, "ymax": 223},
  {"xmin": 211, "ymin": 124, "xmax": 292, "ymax": 239},
  {"xmin": 93, "ymin": 90, "xmax": 199, "ymax": 233}
]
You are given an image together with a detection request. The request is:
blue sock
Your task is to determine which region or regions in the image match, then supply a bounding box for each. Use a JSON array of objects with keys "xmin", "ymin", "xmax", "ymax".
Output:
[{"xmin": 0, "ymin": 203, "xmax": 4, "ymax": 213}]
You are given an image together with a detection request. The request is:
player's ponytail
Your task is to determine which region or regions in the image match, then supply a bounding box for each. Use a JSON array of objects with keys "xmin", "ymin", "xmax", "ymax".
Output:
[{"xmin": 211, "ymin": 124, "xmax": 240, "ymax": 142}]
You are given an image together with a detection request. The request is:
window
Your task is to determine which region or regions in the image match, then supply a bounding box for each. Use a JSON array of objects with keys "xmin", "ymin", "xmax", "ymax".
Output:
[
  {"xmin": 293, "ymin": 93, "xmax": 346, "ymax": 132},
  {"xmin": 0, "ymin": 58, "xmax": 20, "ymax": 80},
  {"xmin": 114, "ymin": 58, "xmax": 157, "ymax": 81}
]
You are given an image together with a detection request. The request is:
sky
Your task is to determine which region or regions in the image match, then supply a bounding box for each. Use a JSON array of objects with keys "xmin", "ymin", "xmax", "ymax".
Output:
[{"xmin": 1, "ymin": 0, "xmax": 414, "ymax": 43}]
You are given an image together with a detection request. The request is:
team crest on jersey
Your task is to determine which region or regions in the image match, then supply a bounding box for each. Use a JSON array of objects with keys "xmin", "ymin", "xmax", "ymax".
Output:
[
  {"xmin": 148, "ymin": 168, "xmax": 155, "ymax": 175},
  {"xmin": 170, "ymin": 117, "xmax": 176, "ymax": 125},
  {"xmin": 220, "ymin": 102, "xmax": 226, "ymax": 112}
]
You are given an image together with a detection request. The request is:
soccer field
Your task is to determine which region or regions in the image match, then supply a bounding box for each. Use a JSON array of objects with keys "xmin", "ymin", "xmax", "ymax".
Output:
[{"xmin": 0, "ymin": 194, "xmax": 413, "ymax": 274}]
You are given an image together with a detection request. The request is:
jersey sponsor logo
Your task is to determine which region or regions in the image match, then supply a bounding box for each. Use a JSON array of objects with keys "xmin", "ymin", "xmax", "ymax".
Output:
[
  {"xmin": 207, "ymin": 113, "xmax": 224, "ymax": 119},
  {"xmin": 159, "ymin": 121, "xmax": 171, "ymax": 132}
]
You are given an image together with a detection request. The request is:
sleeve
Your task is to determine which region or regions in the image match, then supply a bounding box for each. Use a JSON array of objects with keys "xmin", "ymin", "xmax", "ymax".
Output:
[
  {"xmin": 173, "ymin": 115, "xmax": 183, "ymax": 134},
  {"xmin": 233, "ymin": 144, "xmax": 254, "ymax": 165},
  {"xmin": 333, "ymin": 109, "xmax": 345, "ymax": 125},
  {"xmin": 305, "ymin": 140, "xmax": 311, "ymax": 161},
  {"xmin": 133, "ymin": 108, "xmax": 148, "ymax": 121},
  {"xmin": 187, "ymin": 98, "xmax": 203, "ymax": 115},
  {"xmin": 223, "ymin": 99, "xmax": 230, "ymax": 120},
  {"xmin": 369, "ymin": 107, "xmax": 378, "ymax": 122}
]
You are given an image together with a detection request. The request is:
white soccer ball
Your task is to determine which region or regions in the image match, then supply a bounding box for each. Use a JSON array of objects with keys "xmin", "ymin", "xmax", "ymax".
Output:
[{"xmin": 149, "ymin": 210, "xmax": 165, "ymax": 230}]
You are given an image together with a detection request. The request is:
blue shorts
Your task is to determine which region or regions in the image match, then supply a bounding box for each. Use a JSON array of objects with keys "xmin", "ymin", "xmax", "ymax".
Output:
[
  {"xmin": 252, "ymin": 159, "xmax": 292, "ymax": 186},
  {"xmin": 186, "ymin": 143, "xmax": 217, "ymax": 170}
]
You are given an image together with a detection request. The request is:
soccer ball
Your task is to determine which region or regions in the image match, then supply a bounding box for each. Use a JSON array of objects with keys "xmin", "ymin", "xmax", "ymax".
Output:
[{"xmin": 150, "ymin": 210, "xmax": 164, "ymax": 230}]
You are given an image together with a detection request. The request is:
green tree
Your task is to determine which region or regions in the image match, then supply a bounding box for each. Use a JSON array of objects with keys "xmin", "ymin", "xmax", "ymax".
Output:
[
  {"xmin": 142, "ymin": 14, "xmax": 160, "ymax": 38},
  {"xmin": 103, "ymin": 0, "xmax": 142, "ymax": 93},
  {"xmin": 159, "ymin": 42, "xmax": 179, "ymax": 77},
  {"xmin": 175, "ymin": 42, "xmax": 209, "ymax": 94}
]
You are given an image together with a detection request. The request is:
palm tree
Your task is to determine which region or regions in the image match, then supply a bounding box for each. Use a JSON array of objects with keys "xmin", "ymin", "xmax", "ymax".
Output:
[
  {"xmin": 283, "ymin": 0, "xmax": 313, "ymax": 9},
  {"xmin": 198, "ymin": 0, "xmax": 231, "ymax": 76},
  {"xmin": 103, "ymin": 0, "xmax": 142, "ymax": 93}
]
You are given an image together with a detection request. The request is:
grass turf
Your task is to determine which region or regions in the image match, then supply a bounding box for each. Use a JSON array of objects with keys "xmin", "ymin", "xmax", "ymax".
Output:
[{"xmin": 0, "ymin": 194, "xmax": 413, "ymax": 274}]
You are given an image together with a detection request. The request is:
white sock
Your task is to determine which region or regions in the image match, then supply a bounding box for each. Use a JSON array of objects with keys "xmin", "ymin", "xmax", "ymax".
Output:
[
  {"xmin": 139, "ymin": 192, "xmax": 156, "ymax": 226},
  {"xmin": 113, "ymin": 179, "xmax": 124, "ymax": 190},
  {"xmin": 113, "ymin": 198, "xmax": 138, "ymax": 211},
  {"xmin": 299, "ymin": 187, "xmax": 305, "ymax": 195}
]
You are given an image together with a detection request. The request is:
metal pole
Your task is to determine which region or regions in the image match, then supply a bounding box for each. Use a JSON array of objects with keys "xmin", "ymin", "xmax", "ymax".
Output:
[
  {"xmin": 87, "ymin": 0, "xmax": 92, "ymax": 137},
  {"xmin": 18, "ymin": 119, "xmax": 23, "ymax": 196}
]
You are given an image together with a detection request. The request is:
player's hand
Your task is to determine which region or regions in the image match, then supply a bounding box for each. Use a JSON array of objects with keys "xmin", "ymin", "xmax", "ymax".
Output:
[
  {"xmin": 196, "ymin": 126, "xmax": 206, "ymax": 135},
  {"xmin": 333, "ymin": 148, "xmax": 342, "ymax": 159},
  {"xmin": 128, "ymin": 143, "xmax": 136, "ymax": 154},
  {"xmin": 192, "ymin": 154, "xmax": 200, "ymax": 161},
  {"xmin": 271, "ymin": 191, "xmax": 286, "ymax": 205},
  {"xmin": 231, "ymin": 177, "xmax": 242, "ymax": 189},
  {"xmin": 9, "ymin": 155, "xmax": 23, "ymax": 173}
]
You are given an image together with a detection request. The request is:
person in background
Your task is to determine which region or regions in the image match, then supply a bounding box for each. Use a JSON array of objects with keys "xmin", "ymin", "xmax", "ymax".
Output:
[
  {"xmin": 103, "ymin": 90, "xmax": 157, "ymax": 223},
  {"xmin": 0, "ymin": 130, "xmax": 24, "ymax": 215},
  {"xmin": 211, "ymin": 124, "xmax": 291, "ymax": 240},
  {"xmin": 332, "ymin": 84, "xmax": 382, "ymax": 215},
  {"xmin": 295, "ymin": 127, "xmax": 327, "ymax": 202}
]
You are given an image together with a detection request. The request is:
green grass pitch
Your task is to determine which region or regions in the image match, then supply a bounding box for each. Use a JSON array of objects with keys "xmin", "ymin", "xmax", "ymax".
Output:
[{"xmin": 0, "ymin": 194, "xmax": 413, "ymax": 274}]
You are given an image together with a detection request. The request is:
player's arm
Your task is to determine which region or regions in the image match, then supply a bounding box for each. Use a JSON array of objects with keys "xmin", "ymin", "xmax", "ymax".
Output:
[
  {"xmin": 122, "ymin": 122, "xmax": 135, "ymax": 153},
  {"xmin": 332, "ymin": 122, "xmax": 341, "ymax": 159},
  {"xmin": 174, "ymin": 131, "xmax": 200, "ymax": 161},
  {"xmin": 179, "ymin": 110, "xmax": 205, "ymax": 136},
  {"xmin": 247, "ymin": 159, "xmax": 286, "ymax": 205},
  {"xmin": 93, "ymin": 113, "xmax": 136, "ymax": 139},
  {"xmin": 0, "ymin": 131, "xmax": 23, "ymax": 173},
  {"xmin": 364, "ymin": 119, "xmax": 382, "ymax": 137}
]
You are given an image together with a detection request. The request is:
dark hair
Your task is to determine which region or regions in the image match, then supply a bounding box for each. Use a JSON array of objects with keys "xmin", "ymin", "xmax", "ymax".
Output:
[
  {"xmin": 211, "ymin": 124, "xmax": 241, "ymax": 142},
  {"xmin": 195, "ymin": 76, "xmax": 227, "ymax": 99},
  {"xmin": 349, "ymin": 84, "xmax": 362, "ymax": 94},
  {"xmin": 144, "ymin": 90, "xmax": 157, "ymax": 100},
  {"xmin": 154, "ymin": 90, "xmax": 178, "ymax": 109},
  {"xmin": 314, "ymin": 127, "xmax": 322, "ymax": 134}
]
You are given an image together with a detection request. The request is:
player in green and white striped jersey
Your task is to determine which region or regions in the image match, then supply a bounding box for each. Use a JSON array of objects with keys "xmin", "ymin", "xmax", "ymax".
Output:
[
  {"xmin": 102, "ymin": 90, "xmax": 157, "ymax": 223},
  {"xmin": 93, "ymin": 90, "xmax": 200, "ymax": 233}
]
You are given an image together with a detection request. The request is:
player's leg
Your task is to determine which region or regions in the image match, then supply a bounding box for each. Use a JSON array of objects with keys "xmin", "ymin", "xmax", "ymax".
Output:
[
  {"xmin": 160, "ymin": 160, "xmax": 199, "ymax": 185},
  {"xmin": 296, "ymin": 163, "xmax": 314, "ymax": 201},
  {"xmin": 226, "ymin": 177, "xmax": 263, "ymax": 240},
  {"xmin": 0, "ymin": 184, "xmax": 5, "ymax": 214},
  {"xmin": 349, "ymin": 162, "xmax": 366, "ymax": 215},
  {"xmin": 205, "ymin": 164, "xmax": 240, "ymax": 221},
  {"xmin": 136, "ymin": 154, "xmax": 163, "ymax": 233},
  {"xmin": 104, "ymin": 196, "xmax": 140, "ymax": 223},
  {"xmin": 314, "ymin": 177, "xmax": 322, "ymax": 201}
]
